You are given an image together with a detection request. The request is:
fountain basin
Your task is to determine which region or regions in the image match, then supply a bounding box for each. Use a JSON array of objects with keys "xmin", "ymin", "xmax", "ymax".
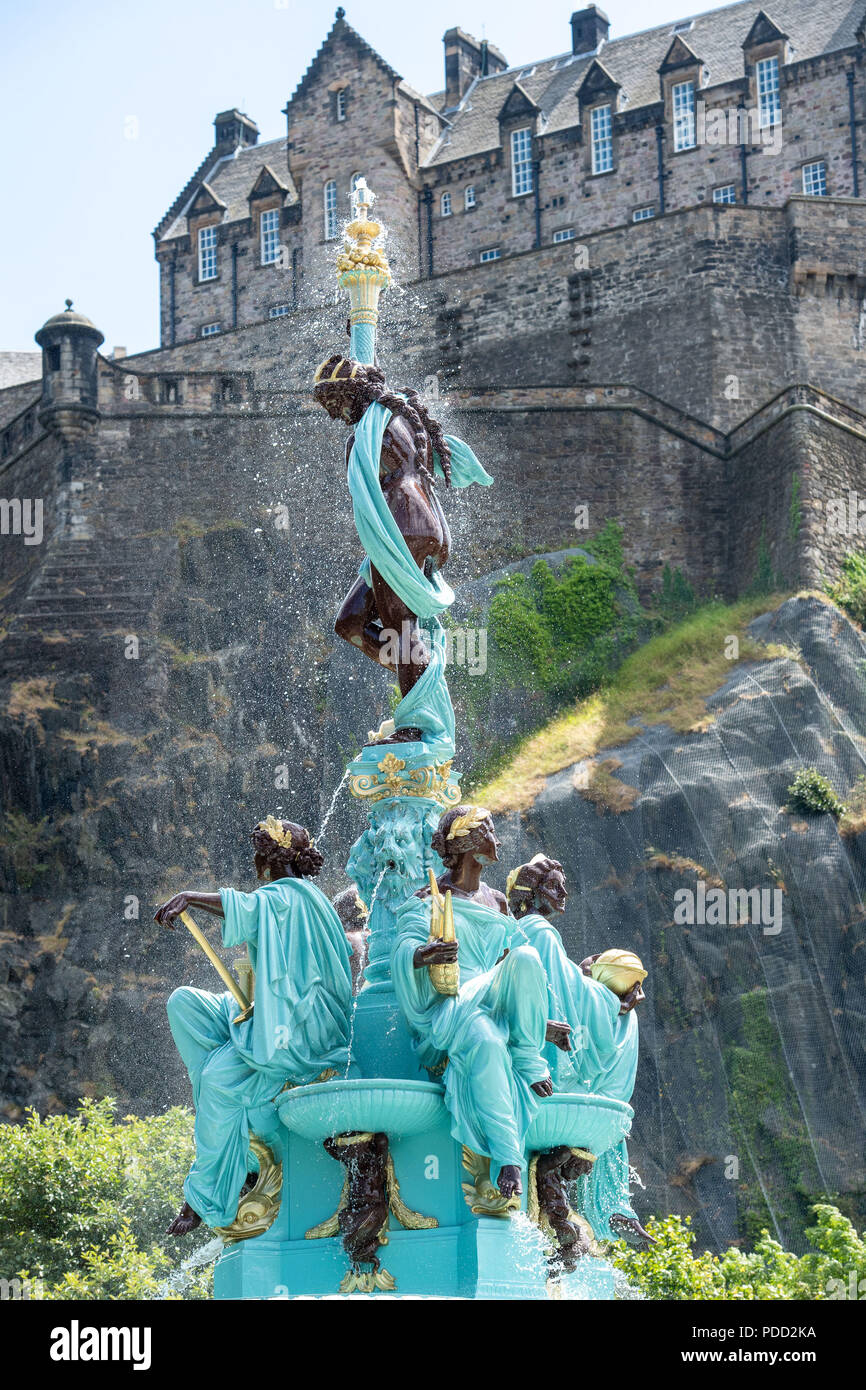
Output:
[
  {"xmin": 526, "ymin": 1093, "xmax": 633, "ymax": 1154},
  {"xmin": 277, "ymin": 1077, "xmax": 446, "ymax": 1142}
]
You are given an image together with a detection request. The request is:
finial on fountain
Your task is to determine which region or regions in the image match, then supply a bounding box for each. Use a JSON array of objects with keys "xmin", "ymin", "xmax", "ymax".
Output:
[{"xmin": 335, "ymin": 178, "xmax": 391, "ymax": 365}]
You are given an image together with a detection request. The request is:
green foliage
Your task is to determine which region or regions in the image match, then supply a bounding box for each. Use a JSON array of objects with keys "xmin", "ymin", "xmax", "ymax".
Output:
[
  {"xmin": 613, "ymin": 1206, "xmax": 866, "ymax": 1300},
  {"xmin": 786, "ymin": 767, "xmax": 846, "ymax": 819},
  {"xmin": 0, "ymin": 1099, "xmax": 213, "ymax": 1300},
  {"xmin": 654, "ymin": 565, "xmax": 698, "ymax": 624},
  {"xmin": 0, "ymin": 811, "xmax": 58, "ymax": 890},
  {"xmin": 748, "ymin": 524, "xmax": 777, "ymax": 597},
  {"xmin": 826, "ymin": 549, "xmax": 866, "ymax": 626}
]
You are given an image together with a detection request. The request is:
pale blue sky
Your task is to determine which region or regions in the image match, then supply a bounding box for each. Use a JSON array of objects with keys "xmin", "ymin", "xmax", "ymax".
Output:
[{"xmin": 1, "ymin": 0, "xmax": 723, "ymax": 353}]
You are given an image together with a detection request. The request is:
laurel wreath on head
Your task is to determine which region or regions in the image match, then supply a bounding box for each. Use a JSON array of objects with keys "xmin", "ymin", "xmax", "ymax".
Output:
[{"xmin": 446, "ymin": 806, "xmax": 491, "ymax": 841}]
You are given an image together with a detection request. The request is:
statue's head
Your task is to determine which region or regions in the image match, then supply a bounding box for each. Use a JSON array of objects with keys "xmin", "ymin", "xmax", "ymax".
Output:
[
  {"xmin": 250, "ymin": 815, "xmax": 324, "ymax": 882},
  {"xmin": 591, "ymin": 949, "xmax": 647, "ymax": 1009},
  {"xmin": 432, "ymin": 804, "xmax": 499, "ymax": 869},
  {"xmin": 331, "ymin": 885, "xmax": 369, "ymax": 936},
  {"xmin": 506, "ymin": 854, "xmax": 568, "ymax": 920},
  {"xmin": 313, "ymin": 354, "xmax": 370, "ymax": 425}
]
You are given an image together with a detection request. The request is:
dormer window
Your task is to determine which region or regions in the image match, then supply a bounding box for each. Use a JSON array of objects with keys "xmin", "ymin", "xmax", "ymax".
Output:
[
  {"xmin": 441, "ymin": 191, "xmax": 452, "ymax": 217},
  {"xmin": 260, "ymin": 208, "xmax": 280, "ymax": 265},
  {"xmin": 756, "ymin": 56, "xmax": 781, "ymax": 128},
  {"xmin": 672, "ymin": 81, "xmax": 696, "ymax": 150},
  {"xmin": 465, "ymin": 185, "xmax": 476, "ymax": 209},
  {"xmin": 324, "ymin": 180, "xmax": 338, "ymax": 240},
  {"xmin": 198, "ymin": 226, "xmax": 218, "ymax": 281},
  {"xmin": 336, "ymin": 89, "xmax": 347, "ymax": 122},
  {"xmin": 511, "ymin": 127, "xmax": 533, "ymax": 196},
  {"xmin": 591, "ymin": 105, "xmax": 613, "ymax": 174}
]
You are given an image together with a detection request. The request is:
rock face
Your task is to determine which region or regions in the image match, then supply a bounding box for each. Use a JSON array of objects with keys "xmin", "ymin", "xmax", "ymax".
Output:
[{"xmin": 495, "ymin": 596, "xmax": 866, "ymax": 1249}]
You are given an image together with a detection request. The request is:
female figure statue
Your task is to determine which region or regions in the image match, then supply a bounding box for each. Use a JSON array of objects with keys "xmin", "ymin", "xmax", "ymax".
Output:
[
  {"xmin": 507, "ymin": 854, "xmax": 654, "ymax": 1246},
  {"xmin": 390, "ymin": 806, "xmax": 570, "ymax": 1199},
  {"xmin": 154, "ymin": 817, "xmax": 354, "ymax": 1234},
  {"xmin": 313, "ymin": 356, "xmax": 491, "ymax": 742}
]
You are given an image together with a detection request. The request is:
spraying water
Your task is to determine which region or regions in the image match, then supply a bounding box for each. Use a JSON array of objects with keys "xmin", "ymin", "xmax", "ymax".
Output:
[
  {"xmin": 343, "ymin": 860, "xmax": 390, "ymax": 1077},
  {"xmin": 317, "ymin": 767, "xmax": 350, "ymax": 845},
  {"xmin": 158, "ymin": 1235, "xmax": 224, "ymax": 1300}
]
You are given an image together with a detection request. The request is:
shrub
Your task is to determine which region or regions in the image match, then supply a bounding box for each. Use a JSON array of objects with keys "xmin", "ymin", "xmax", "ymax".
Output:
[
  {"xmin": 785, "ymin": 767, "xmax": 846, "ymax": 819},
  {"xmin": 826, "ymin": 549, "xmax": 866, "ymax": 625}
]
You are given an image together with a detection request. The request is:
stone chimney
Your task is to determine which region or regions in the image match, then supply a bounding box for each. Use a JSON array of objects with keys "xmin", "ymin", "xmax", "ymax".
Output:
[
  {"xmin": 214, "ymin": 109, "xmax": 259, "ymax": 151},
  {"xmin": 443, "ymin": 28, "xmax": 507, "ymax": 108},
  {"xmin": 570, "ymin": 6, "xmax": 610, "ymax": 56}
]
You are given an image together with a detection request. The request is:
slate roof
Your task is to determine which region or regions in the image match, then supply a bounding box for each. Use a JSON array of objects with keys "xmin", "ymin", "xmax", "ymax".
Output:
[
  {"xmin": 422, "ymin": 0, "xmax": 866, "ymax": 167},
  {"xmin": 0, "ymin": 352, "xmax": 41, "ymax": 389},
  {"xmin": 159, "ymin": 137, "xmax": 297, "ymax": 242}
]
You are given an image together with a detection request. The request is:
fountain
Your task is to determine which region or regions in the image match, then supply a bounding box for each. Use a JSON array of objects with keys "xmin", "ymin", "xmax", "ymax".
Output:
[{"xmin": 159, "ymin": 181, "xmax": 646, "ymax": 1300}]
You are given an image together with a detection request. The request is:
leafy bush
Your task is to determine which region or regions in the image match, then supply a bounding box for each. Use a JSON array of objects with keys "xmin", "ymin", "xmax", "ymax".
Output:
[
  {"xmin": 826, "ymin": 549, "xmax": 866, "ymax": 625},
  {"xmin": 785, "ymin": 767, "xmax": 846, "ymax": 819},
  {"xmin": 612, "ymin": 1205, "xmax": 866, "ymax": 1300},
  {"xmin": 653, "ymin": 565, "xmax": 698, "ymax": 624},
  {"xmin": 0, "ymin": 1098, "xmax": 213, "ymax": 1300}
]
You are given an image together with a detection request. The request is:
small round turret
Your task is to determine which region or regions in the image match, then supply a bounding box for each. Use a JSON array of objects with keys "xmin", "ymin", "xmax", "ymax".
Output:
[{"xmin": 35, "ymin": 300, "xmax": 104, "ymax": 441}]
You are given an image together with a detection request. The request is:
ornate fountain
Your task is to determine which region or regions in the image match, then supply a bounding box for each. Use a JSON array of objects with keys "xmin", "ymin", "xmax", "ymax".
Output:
[{"xmin": 184, "ymin": 181, "xmax": 639, "ymax": 1299}]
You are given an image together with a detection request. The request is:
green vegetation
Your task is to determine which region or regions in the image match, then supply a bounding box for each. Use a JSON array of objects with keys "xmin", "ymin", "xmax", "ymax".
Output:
[
  {"xmin": 474, "ymin": 593, "xmax": 790, "ymax": 811},
  {"xmin": 840, "ymin": 774, "xmax": 866, "ymax": 838},
  {"xmin": 613, "ymin": 1206, "xmax": 866, "ymax": 1300},
  {"xmin": 785, "ymin": 767, "xmax": 846, "ymax": 819},
  {"xmin": 725, "ymin": 989, "xmax": 826, "ymax": 1245},
  {"xmin": 0, "ymin": 811, "xmax": 61, "ymax": 889},
  {"xmin": 826, "ymin": 548, "xmax": 866, "ymax": 625},
  {"xmin": 0, "ymin": 1099, "xmax": 212, "ymax": 1299}
]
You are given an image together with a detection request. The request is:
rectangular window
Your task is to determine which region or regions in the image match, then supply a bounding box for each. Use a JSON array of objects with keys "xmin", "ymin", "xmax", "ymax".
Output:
[
  {"xmin": 756, "ymin": 56, "xmax": 781, "ymax": 129},
  {"xmin": 591, "ymin": 105, "xmax": 613, "ymax": 174},
  {"xmin": 336, "ymin": 89, "xmax": 347, "ymax": 122},
  {"xmin": 201, "ymin": 322, "xmax": 221, "ymax": 337},
  {"xmin": 632, "ymin": 207, "xmax": 655, "ymax": 221},
  {"xmin": 672, "ymin": 81, "xmax": 696, "ymax": 151},
  {"xmin": 511, "ymin": 127, "xmax": 534, "ymax": 197},
  {"xmin": 441, "ymin": 191, "xmax": 452, "ymax": 217},
  {"xmin": 269, "ymin": 304, "xmax": 290, "ymax": 319},
  {"xmin": 802, "ymin": 161, "xmax": 827, "ymax": 196},
  {"xmin": 553, "ymin": 228, "xmax": 575, "ymax": 243},
  {"xmin": 323, "ymin": 180, "xmax": 338, "ymax": 240},
  {"xmin": 464, "ymin": 185, "xmax": 475, "ymax": 209},
  {"xmin": 480, "ymin": 247, "xmax": 501, "ymax": 263},
  {"xmin": 713, "ymin": 184, "xmax": 736, "ymax": 204},
  {"xmin": 198, "ymin": 226, "xmax": 217, "ymax": 281},
  {"xmin": 260, "ymin": 208, "xmax": 281, "ymax": 265}
]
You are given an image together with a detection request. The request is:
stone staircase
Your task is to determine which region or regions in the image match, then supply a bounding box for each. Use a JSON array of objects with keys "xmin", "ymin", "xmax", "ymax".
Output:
[{"xmin": 11, "ymin": 538, "xmax": 159, "ymax": 637}]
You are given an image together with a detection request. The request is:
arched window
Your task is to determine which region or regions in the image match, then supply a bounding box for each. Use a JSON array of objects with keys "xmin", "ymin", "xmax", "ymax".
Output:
[
  {"xmin": 351, "ymin": 172, "xmax": 363, "ymax": 192},
  {"xmin": 464, "ymin": 185, "xmax": 476, "ymax": 209},
  {"xmin": 324, "ymin": 180, "xmax": 338, "ymax": 240},
  {"xmin": 441, "ymin": 191, "xmax": 452, "ymax": 217}
]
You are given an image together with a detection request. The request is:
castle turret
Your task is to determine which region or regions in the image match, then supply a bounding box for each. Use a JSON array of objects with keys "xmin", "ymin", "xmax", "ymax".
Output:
[{"xmin": 35, "ymin": 301, "xmax": 104, "ymax": 443}]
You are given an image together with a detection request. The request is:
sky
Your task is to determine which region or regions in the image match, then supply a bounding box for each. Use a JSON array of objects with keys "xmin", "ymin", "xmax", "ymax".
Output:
[{"xmin": 1, "ymin": 0, "xmax": 727, "ymax": 354}]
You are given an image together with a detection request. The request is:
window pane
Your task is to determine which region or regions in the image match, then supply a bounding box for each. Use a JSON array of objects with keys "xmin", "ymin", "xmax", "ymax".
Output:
[
  {"xmin": 323, "ymin": 180, "xmax": 338, "ymax": 240},
  {"xmin": 591, "ymin": 105, "xmax": 613, "ymax": 174},
  {"xmin": 441, "ymin": 192, "xmax": 451, "ymax": 217},
  {"xmin": 756, "ymin": 57, "xmax": 781, "ymax": 129},
  {"xmin": 713, "ymin": 184, "xmax": 736, "ymax": 204},
  {"xmin": 633, "ymin": 207, "xmax": 654, "ymax": 221},
  {"xmin": 480, "ymin": 248, "xmax": 500, "ymax": 262},
  {"xmin": 553, "ymin": 228, "xmax": 575, "ymax": 242},
  {"xmin": 511, "ymin": 127, "xmax": 534, "ymax": 196},
  {"xmin": 198, "ymin": 226, "xmax": 218, "ymax": 281},
  {"xmin": 802, "ymin": 161, "xmax": 827, "ymax": 196},
  {"xmin": 465, "ymin": 185, "xmax": 475, "ymax": 208},
  {"xmin": 672, "ymin": 81, "xmax": 695, "ymax": 151}
]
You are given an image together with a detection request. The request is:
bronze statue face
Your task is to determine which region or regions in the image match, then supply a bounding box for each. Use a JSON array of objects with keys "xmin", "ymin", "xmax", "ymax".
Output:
[
  {"xmin": 471, "ymin": 817, "xmax": 500, "ymax": 866},
  {"xmin": 314, "ymin": 381, "xmax": 365, "ymax": 426},
  {"xmin": 537, "ymin": 867, "xmax": 568, "ymax": 914}
]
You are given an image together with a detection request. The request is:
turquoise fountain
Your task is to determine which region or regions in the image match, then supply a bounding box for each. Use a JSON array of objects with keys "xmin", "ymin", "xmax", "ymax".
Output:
[{"xmin": 158, "ymin": 180, "xmax": 648, "ymax": 1300}]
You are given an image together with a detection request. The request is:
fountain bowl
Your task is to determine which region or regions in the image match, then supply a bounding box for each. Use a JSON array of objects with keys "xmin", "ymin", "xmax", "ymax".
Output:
[
  {"xmin": 526, "ymin": 1092, "xmax": 633, "ymax": 1154},
  {"xmin": 277, "ymin": 1077, "xmax": 446, "ymax": 1142}
]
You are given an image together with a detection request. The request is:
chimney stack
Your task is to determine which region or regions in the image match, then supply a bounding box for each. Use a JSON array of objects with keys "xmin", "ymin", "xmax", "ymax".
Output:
[
  {"xmin": 570, "ymin": 6, "xmax": 610, "ymax": 56},
  {"xmin": 213, "ymin": 109, "xmax": 259, "ymax": 151},
  {"xmin": 442, "ymin": 28, "xmax": 507, "ymax": 108}
]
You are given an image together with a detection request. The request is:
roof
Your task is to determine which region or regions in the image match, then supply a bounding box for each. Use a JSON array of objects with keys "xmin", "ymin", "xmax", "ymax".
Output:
[
  {"xmin": 0, "ymin": 352, "xmax": 41, "ymax": 389},
  {"xmin": 159, "ymin": 137, "xmax": 298, "ymax": 242},
  {"xmin": 422, "ymin": 0, "xmax": 865, "ymax": 167}
]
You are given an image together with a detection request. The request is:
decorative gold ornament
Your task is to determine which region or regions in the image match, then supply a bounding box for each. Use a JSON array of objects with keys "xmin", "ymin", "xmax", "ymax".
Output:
[
  {"xmin": 348, "ymin": 757, "xmax": 460, "ymax": 807},
  {"xmin": 257, "ymin": 814, "xmax": 295, "ymax": 849},
  {"xmin": 178, "ymin": 910, "xmax": 253, "ymax": 1024},
  {"xmin": 447, "ymin": 805, "xmax": 491, "ymax": 840},
  {"xmin": 460, "ymin": 1146, "xmax": 520, "ymax": 1218},
  {"xmin": 313, "ymin": 356, "xmax": 360, "ymax": 385},
  {"xmin": 590, "ymin": 948, "xmax": 647, "ymax": 996},
  {"xmin": 333, "ymin": 178, "xmax": 391, "ymax": 332},
  {"xmin": 339, "ymin": 1266, "xmax": 396, "ymax": 1294},
  {"xmin": 427, "ymin": 868, "xmax": 459, "ymax": 996},
  {"xmin": 215, "ymin": 1137, "xmax": 282, "ymax": 1245}
]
